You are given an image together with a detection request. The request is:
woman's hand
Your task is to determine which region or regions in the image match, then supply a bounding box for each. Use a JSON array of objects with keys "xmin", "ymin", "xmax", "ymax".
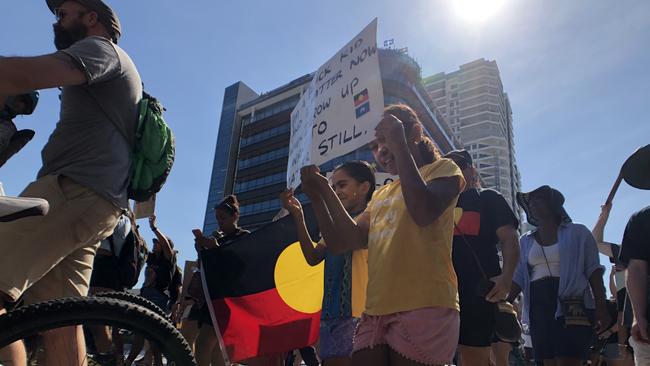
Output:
[
  {"xmin": 375, "ymin": 113, "xmax": 409, "ymax": 154},
  {"xmin": 599, "ymin": 203, "xmax": 613, "ymax": 220},
  {"xmin": 149, "ymin": 215, "xmax": 157, "ymax": 230},
  {"xmin": 280, "ymin": 189, "xmax": 304, "ymax": 218},
  {"xmin": 594, "ymin": 303, "xmax": 612, "ymax": 334},
  {"xmin": 300, "ymin": 165, "xmax": 329, "ymax": 195},
  {"xmin": 194, "ymin": 235, "xmax": 218, "ymax": 251}
]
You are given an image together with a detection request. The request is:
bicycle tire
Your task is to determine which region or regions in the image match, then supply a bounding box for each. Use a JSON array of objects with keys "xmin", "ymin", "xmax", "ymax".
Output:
[
  {"xmin": 94, "ymin": 291, "xmax": 169, "ymax": 320},
  {"xmin": 0, "ymin": 297, "xmax": 195, "ymax": 365}
]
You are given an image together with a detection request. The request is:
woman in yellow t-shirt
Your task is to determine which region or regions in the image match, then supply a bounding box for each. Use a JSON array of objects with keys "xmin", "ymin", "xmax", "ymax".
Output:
[{"xmin": 300, "ymin": 104, "xmax": 465, "ymax": 366}]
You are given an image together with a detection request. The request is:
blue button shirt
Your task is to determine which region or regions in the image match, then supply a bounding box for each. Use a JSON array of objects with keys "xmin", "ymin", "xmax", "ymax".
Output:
[{"xmin": 514, "ymin": 222, "xmax": 604, "ymax": 324}]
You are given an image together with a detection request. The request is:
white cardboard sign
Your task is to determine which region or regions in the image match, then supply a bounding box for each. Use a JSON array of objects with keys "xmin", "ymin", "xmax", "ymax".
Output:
[{"xmin": 287, "ymin": 19, "xmax": 384, "ymax": 189}]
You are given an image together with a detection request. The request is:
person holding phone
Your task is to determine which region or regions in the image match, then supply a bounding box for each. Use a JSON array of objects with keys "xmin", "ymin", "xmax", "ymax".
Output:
[
  {"xmin": 193, "ymin": 195, "xmax": 258, "ymax": 366},
  {"xmin": 444, "ymin": 150, "xmax": 520, "ymax": 366}
]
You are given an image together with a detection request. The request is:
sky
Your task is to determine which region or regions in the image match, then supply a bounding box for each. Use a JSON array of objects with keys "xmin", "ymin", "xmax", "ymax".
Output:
[{"xmin": 3, "ymin": 0, "xmax": 650, "ymax": 290}]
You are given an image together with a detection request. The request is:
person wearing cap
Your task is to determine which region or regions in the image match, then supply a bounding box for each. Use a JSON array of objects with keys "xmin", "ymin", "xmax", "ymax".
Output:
[
  {"xmin": 444, "ymin": 150, "xmax": 520, "ymax": 366},
  {"xmin": 0, "ymin": 1, "xmax": 141, "ymax": 365},
  {"xmin": 509, "ymin": 186, "xmax": 610, "ymax": 365}
]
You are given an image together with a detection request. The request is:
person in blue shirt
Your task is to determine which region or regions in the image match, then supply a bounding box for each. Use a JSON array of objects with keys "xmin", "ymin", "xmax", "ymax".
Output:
[{"xmin": 509, "ymin": 185, "xmax": 610, "ymax": 365}]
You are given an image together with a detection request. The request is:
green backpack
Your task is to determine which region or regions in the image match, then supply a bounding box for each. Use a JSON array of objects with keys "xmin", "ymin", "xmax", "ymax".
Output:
[{"xmin": 128, "ymin": 92, "xmax": 175, "ymax": 202}]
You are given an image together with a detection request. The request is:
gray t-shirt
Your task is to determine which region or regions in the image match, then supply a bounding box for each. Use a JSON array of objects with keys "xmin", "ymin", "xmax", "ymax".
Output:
[{"xmin": 38, "ymin": 36, "xmax": 142, "ymax": 208}]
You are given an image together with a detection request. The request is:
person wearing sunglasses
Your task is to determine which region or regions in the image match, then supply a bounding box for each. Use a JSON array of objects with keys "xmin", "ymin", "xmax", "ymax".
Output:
[{"xmin": 0, "ymin": 1, "xmax": 141, "ymax": 364}]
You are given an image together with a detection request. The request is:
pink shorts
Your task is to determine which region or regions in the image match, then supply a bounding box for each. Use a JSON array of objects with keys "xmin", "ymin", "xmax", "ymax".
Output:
[{"xmin": 352, "ymin": 307, "xmax": 459, "ymax": 365}]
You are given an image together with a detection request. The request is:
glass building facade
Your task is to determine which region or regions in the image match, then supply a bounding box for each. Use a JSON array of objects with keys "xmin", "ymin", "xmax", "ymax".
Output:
[{"xmin": 204, "ymin": 50, "xmax": 460, "ymax": 232}]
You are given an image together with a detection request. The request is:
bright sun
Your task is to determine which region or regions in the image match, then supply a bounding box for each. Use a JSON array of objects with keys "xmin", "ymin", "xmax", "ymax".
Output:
[{"xmin": 453, "ymin": 0, "xmax": 506, "ymax": 22}]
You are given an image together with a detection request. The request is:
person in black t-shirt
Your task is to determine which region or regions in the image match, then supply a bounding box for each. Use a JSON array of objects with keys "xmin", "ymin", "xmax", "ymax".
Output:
[
  {"xmin": 445, "ymin": 150, "xmax": 520, "ymax": 366},
  {"xmin": 619, "ymin": 205, "xmax": 650, "ymax": 362}
]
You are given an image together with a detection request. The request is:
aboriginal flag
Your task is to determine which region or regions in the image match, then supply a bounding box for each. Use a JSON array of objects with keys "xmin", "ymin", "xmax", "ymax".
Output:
[{"xmin": 201, "ymin": 206, "xmax": 323, "ymax": 362}]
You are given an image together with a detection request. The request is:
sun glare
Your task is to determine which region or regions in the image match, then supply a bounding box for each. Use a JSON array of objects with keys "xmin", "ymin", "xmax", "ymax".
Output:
[{"xmin": 453, "ymin": 0, "xmax": 506, "ymax": 22}]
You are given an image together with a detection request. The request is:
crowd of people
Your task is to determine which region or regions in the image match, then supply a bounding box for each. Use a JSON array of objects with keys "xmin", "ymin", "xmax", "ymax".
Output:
[{"xmin": 0, "ymin": 1, "xmax": 649, "ymax": 366}]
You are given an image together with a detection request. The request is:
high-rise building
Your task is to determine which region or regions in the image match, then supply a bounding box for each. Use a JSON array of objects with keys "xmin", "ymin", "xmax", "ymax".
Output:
[
  {"xmin": 423, "ymin": 59, "xmax": 522, "ymax": 214},
  {"xmin": 203, "ymin": 49, "xmax": 460, "ymax": 233}
]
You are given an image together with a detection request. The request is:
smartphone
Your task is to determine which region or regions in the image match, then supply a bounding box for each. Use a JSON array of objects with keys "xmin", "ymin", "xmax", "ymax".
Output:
[{"xmin": 192, "ymin": 229, "xmax": 203, "ymax": 239}]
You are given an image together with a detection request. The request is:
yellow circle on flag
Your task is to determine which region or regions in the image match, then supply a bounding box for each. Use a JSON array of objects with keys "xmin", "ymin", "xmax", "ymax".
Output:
[{"xmin": 274, "ymin": 242, "xmax": 324, "ymax": 314}]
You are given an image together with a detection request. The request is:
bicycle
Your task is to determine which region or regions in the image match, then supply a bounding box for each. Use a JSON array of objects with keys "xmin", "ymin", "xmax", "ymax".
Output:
[{"xmin": 0, "ymin": 194, "xmax": 196, "ymax": 365}]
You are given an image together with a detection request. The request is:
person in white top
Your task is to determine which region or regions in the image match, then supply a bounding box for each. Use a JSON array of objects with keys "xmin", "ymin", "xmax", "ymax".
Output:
[{"xmin": 510, "ymin": 185, "xmax": 610, "ymax": 366}]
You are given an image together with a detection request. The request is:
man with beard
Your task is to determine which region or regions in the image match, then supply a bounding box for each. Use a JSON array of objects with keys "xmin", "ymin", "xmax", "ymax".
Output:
[{"xmin": 0, "ymin": 1, "xmax": 141, "ymax": 365}]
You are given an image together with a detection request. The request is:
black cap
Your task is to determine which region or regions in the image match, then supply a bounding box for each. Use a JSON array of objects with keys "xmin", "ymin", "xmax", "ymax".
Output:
[
  {"xmin": 444, "ymin": 149, "xmax": 473, "ymax": 169},
  {"xmin": 47, "ymin": 0, "xmax": 121, "ymax": 43}
]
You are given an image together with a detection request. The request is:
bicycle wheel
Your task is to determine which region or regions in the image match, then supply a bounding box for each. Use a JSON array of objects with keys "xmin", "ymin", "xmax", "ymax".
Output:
[
  {"xmin": 0, "ymin": 297, "xmax": 195, "ymax": 365},
  {"xmin": 94, "ymin": 291, "xmax": 169, "ymax": 320}
]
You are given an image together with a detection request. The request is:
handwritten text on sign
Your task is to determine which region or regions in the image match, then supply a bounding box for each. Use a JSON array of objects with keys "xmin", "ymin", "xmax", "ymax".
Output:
[{"xmin": 287, "ymin": 19, "xmax": 383, "ymax": 189}]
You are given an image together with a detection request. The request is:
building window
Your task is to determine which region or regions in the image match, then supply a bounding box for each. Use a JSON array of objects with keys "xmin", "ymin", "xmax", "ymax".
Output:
[
  {"xmin": 234, "ymin": 172, "xmax": 286, "ymax": 193},
  {"xmin": 244, "ymin": 95, "xmax": 300, "ymax": 126},
  {"xmin": 238, "ymin": 146, "xmax": 289, "ymax": 169},
  {"xmin": 240, "ymin": 124, "xmax": 290, "ymax": 147}
]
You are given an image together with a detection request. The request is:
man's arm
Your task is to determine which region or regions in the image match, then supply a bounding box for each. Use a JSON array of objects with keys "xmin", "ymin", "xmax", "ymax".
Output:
[
  {"xmin": 0, "ymin": 54, "xmax": 86, "ymax": 94},
  {"xmin": 486, "ymin": 224, "xmax": 520, "ymax": 302},
  {"xmin": 628, "ymin": 259, "xmax": 649, "ymax": 341},
  {"xmin": 609, "ymin": 267, "xmax": 618, "ymax": 298}
]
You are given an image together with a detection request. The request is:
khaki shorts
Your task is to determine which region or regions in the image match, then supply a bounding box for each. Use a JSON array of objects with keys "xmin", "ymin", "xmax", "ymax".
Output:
[{"xmin": 0, "ymin": 175, "xmax": 120, "ymax": 304}]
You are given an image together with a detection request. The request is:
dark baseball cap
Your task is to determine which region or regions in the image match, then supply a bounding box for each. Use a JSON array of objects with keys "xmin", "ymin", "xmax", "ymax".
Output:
[
  {"xmin": 46, "ymin": 0, "xmax": 121, "ymax": 43},
  {"xmin": 444, "ymin": 149, "xmax": 473, "ymax": 169}
]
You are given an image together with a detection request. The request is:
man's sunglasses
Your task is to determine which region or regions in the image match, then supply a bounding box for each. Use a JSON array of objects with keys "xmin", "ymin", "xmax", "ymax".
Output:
[{"xmin": 54, "ymin": 8, "xmax": 88, "ymax": 22}]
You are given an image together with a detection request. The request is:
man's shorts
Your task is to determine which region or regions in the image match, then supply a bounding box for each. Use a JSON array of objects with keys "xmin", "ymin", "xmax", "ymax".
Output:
[
  {"xmin": 458, "ymin": 291, "xmax": 496, "ymax": 347},
  {"xmin": 319, "ymin": 317, "xmax": 358, "ymax": 359},
  {"xmin": 0, "ymin": 175, "xmax": 120, "ymax": 304},
  {"xmin": 352, "ymin": 307, "xmax": 459, "ymax": 365}
]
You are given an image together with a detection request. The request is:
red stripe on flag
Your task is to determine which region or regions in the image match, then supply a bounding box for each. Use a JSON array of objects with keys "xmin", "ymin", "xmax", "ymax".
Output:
[{"xmin": 211, "ymin": 288, "xmax": 320, "ymax": 362}]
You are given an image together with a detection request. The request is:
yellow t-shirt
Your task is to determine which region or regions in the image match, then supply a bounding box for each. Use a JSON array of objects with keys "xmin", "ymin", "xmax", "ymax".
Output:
[
  {"xmin": 364, "ymin": 158, "xmax": 465, "ymax": 315},
  {"xmin": 351, "ymin": 248, "xmax": 368, "ymax": 317}
]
